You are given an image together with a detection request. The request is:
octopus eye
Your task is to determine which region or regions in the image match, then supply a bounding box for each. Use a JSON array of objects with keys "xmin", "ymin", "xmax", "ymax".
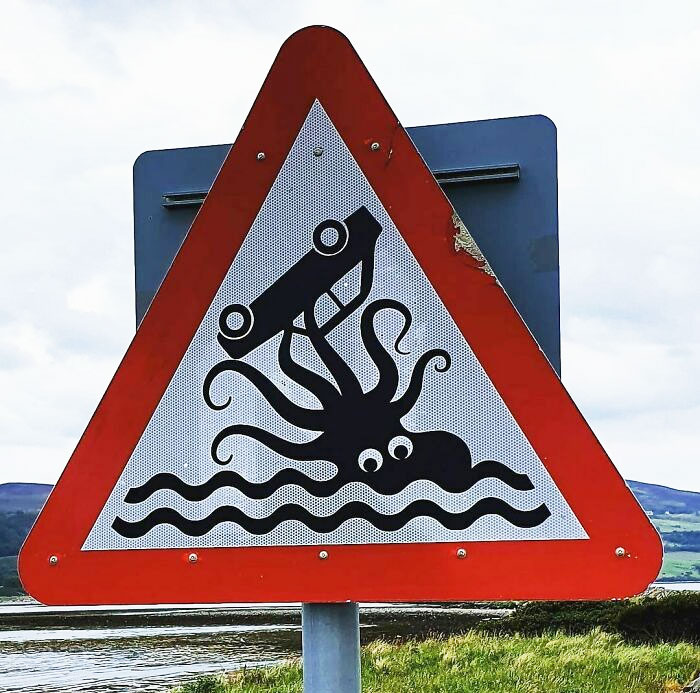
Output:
[
  {"xmin": 358, "ymin": 448, "xmax": 383, "ymax": 473},
  {"xmin": 388, "ymin": 435, "xmax": 413, "ymax": 460}
]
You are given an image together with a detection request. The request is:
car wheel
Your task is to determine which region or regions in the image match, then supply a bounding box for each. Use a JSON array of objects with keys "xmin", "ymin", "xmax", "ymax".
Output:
[
  {"xmin": 219, "ymin": 304, "xmax": 254, "ymax": 339},
  {"xmin": 313, "ymin": 219, "xmax": 348, "ymax": 255}
]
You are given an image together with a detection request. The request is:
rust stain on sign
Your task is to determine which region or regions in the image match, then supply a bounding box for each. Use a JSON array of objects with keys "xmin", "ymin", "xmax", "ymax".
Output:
[{"xmin": 452, "ymin": 211, "xmax": 495, "ymax": 277}]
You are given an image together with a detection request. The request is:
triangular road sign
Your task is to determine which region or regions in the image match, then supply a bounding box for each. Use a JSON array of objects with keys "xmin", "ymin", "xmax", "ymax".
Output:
[{"xmin": 20, "ymin": 26, "xmax": 661, "ymax": 605}]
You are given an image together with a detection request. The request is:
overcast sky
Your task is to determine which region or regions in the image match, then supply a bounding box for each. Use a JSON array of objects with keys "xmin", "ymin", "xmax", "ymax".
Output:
[{"xmin": 0, "ymin": 0, "xmax": 698, "ymax": 492}]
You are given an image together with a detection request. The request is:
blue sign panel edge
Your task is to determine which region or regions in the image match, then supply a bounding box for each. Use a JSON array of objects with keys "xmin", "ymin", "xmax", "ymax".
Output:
[{"xmin": 133, "ymin": 114, "xmax": 560, "ymax": 374}]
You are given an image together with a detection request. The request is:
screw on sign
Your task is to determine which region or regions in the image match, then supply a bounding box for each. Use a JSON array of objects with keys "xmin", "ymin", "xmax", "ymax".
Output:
[{"xmin": 19, "ymin": 24, "xmax": 661, "ymax": 693}]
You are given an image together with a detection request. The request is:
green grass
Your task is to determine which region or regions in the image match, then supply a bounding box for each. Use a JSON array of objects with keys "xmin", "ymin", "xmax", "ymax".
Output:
[
  {"xmin": 172, "ymin": 631, "xmax": 700, "ymax": 693},
  {"xmin": 661, "ymin": 551, "xmax": 700, "ymax": 581},
  {"xmin": 652, "ymin": 514, "xmax": 700, "ymax": 533},
  {"xmin": 647, "ymin": 513, "xmax": 700, "ymax": 580}
]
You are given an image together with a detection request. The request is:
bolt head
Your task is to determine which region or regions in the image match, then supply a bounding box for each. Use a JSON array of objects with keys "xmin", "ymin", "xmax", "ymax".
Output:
[
  {"xmin": 456, "ymin": 548, "xmax": 467, "ymax": 559},
  {"xmin": 256, "ymin": 152, "xmax": 265, "ymax": 161},
  {"xmin": 313, "ymin": 146, "xmax": 324, "ymax": 157},
  {"xmin": 370, "ymin": 142, "xmax": 380, "ymax": 151},
  {"xmin": 318, "ymin": 550, "xmax": 329, "ymax": 560},
  {"xmin": 615, "ymin": 547, "xmax": 626, "ymax": 557},
  {"xmin": 188, "ymin": 552, "xmax": 198, "ymax": 563},
  {"xmin": 48, "ymin": 555, "xmax": 58, "ymax": 565}
]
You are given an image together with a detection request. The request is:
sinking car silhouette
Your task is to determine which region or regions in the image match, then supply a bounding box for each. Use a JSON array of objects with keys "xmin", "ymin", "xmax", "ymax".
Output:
[{"xmin": 217, "ymin": 205, "xmax": 382, "ymax": 359}]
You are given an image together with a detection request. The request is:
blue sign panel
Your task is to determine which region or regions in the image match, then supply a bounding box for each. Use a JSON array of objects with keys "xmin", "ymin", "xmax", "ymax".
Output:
[{"xmin": 133, "ymin": 114, "xmax": 560, "ymax": 373}]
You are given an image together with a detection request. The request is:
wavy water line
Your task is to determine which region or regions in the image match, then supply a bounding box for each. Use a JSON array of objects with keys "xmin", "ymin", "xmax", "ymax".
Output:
[
  {"xmin": 124, "ymin": 461, "xmax": 533, "ymax": 504},
  {"xmin": 116, "ymin": 477, "xmax": 546, "ymax": 524},
  {"xmin": 112, "ymin": 498, "xmax": 551, "ymax": 538}
]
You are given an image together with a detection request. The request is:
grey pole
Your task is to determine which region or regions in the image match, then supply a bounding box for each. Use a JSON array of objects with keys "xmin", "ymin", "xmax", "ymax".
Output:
[{"xmin": 302, "ymin": 602, "xmax": 361, "ymax": 693}]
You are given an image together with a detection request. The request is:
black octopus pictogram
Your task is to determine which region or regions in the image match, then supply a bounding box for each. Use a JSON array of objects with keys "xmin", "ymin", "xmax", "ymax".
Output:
[{"xmin": 114, "ymin": 206, "xmax": 550, "ymax": 538}]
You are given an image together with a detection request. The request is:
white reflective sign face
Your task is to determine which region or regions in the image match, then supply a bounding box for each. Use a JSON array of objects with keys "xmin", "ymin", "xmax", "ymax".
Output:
[{"xmin": 84, "ymin": 102, "xmax": 585, "ymax": 550}]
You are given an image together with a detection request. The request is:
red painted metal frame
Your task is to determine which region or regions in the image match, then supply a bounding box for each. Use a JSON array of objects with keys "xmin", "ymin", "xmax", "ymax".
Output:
[{"xmin": 19, "ymin": 26, "xmax": 662, "ymax": 605}]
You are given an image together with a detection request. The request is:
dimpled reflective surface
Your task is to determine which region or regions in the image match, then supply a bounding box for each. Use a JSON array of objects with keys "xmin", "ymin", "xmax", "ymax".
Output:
[{"xmin": 84, "ymin": 101, "xmax": 585, "ymax": 550}]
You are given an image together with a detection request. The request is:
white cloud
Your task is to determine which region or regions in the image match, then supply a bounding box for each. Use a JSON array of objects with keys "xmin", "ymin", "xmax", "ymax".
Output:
[
  {"xmin": 590, "ymin": 406, "xmax": 700, "ymax": 492},
  {"xmin": 563, "ymin": 316, "xmax": 700, "ymax": 415},
  {"xmin": 66, "ymin": 277, "xmax": 111, "ymax": 314},
  {"xmin": 0, "ymin": 0, "xmax": 699, "ymax": 492}
]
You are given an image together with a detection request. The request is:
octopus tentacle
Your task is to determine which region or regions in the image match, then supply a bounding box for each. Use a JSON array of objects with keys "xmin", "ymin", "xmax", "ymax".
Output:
[
  {"xmin": 278, "ymin": 329, "xmax": 340, "ymax": 410},
  {"xmin": 304, "ymin": 306, "xmax": 363, "ymax": 397},
  {"xmin": 394, "ymin": 349, "xmax": 451, "ymax": 416},
  {"xmin": 211, "ymin": 424, "xmax": 325, "ymax": 465},
  {"xmin": 203, "ymin": 360, "xmax": 325, "ymax": 431},
  {"xmin": 361, "ymin": 299, "xmax": 412, "ymax": 402}
]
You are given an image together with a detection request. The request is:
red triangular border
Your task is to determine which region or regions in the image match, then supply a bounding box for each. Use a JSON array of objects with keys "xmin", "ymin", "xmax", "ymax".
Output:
[{"xmin": 20, "ymin": 26, "xmax": 661, "ymax": 604}]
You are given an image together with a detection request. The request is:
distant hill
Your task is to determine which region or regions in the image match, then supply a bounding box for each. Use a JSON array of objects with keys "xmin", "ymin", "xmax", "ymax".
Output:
[
  {"xmin": 627, "ymin": 480, "xmax": 700, "ymax": 516},
  {"xmin": 0, "ymin": 483, "xmax": 52, "ymax": 563},
  {"xmin": 0, "ymin": 483, "xmax": 52, "ymax": 513}
]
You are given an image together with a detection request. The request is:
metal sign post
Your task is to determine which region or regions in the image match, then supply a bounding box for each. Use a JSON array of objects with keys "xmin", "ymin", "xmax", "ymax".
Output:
[{"xmin": 302, "ymin": 602, "xmax": 361, "ymax": 693}]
